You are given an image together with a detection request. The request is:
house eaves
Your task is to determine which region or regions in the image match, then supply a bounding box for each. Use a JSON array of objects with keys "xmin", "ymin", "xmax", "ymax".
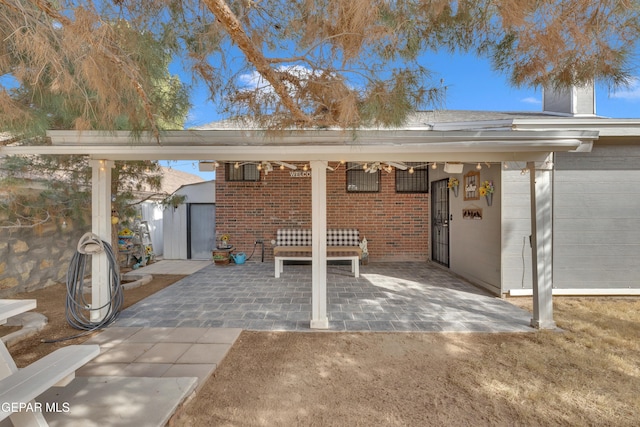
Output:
[
  {"xmin": 511, "ymin": 118, "xmax": 640, "ymax": 137},
  {"xmin": 0, "ymin": 128, "xmax": 597, "ymax": 163}
]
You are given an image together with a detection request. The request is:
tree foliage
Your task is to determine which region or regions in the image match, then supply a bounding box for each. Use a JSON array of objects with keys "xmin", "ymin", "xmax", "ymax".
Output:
[
  {"xmin": 0, "ymin": 1, "xmax": 190, "ymax": 229},
  {"xmin": 1, "ymin": 0, "xmax": 639, "ymax": 132}
]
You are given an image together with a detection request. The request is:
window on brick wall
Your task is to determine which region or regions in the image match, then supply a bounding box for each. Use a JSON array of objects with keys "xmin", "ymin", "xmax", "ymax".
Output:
[
  {"xmin": 226, "ymin": 162, "xmax": 260, "ymax": 181},
  {"xmin": 396, "ymin": 162, "xmax": 429, "ymax": 193},
  {"xmin": 346, "ymin": 162, "xmax": 380, "ymax": 192}
]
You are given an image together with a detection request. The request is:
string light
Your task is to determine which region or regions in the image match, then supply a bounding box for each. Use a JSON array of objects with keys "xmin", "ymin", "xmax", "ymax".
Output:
[
  {"xmin": 476, "ymin": 162, "xmax": 482, "ymax": 170},
  {"xmin": 303, "ymin": 164, "xmax": 308, "ymax": 171},
  {"xmin": 409, "ymin": 167, "xmax": 414, "ymax": 174},
  {"xmin": 234, "ymin": 162, "xmax": 240, "ymax": 169},
  {"xmin": 431, "ymin": 162, "xmax": 437, "ymax": 169}
]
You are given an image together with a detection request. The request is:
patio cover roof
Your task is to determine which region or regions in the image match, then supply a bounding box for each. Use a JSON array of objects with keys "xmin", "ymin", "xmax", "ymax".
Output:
[
  {"xmin": 0, "ymin": 122, "xmax": 601, "ymax": 331},
  {"xmin": 0, "ymin": 128, "xmax": 598, "ymax": 163}
]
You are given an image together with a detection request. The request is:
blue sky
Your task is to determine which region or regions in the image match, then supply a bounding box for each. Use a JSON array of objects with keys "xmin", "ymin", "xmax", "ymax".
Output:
[
  {"xmin": 168, "ymin": 50, "xmax": 640, "ymax": 179},
  {"xmin": 182, "ymin": 50, "xmax": 640, "ymax": 129}
]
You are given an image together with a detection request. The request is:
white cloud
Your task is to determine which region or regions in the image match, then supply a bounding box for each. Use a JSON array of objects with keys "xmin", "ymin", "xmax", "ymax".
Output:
[
  {"xmin": 610, "ymin": 77, "xmax": 640, "ymax": 100},
  {"xmin": 238, "ymin": 70, "xmax": 267, "ymax": 89},
  {"xmin": 521, "ymin": 96, "xmax": 541, "ymax": 105},
  {"xmin": 238, "ymin": 65, "xmax": 317, "ymax": 91}
]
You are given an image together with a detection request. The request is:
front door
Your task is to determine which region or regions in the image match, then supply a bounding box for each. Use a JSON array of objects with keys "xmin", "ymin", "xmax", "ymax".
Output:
[{"xmin": 431, "ymin": 179, "xmax": 450, "ymax": 267}]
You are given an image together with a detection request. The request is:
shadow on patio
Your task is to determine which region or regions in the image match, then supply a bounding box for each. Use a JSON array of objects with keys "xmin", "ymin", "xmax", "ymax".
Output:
[{"xmin": 116, "ymin": 261, "xmax": 534, "ymax": 333}]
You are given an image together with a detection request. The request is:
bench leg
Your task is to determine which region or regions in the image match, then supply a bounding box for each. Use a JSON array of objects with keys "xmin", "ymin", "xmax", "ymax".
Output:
[
  {"xmin": 353, "ymin": 258, "xmax": 359, "ymax": 278},
  {"xmin": 9, "ymin": 407, "xmax": 49, "ymax": 426},
  {"xmin": 275, "ymin": 258, "xmax": 280, "ymax": 278}
]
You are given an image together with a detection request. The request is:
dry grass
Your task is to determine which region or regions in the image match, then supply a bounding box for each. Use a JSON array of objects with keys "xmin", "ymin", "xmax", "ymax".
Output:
[
  {"xmin": 175, "ymin": 296, "xmax": 640, "ymax": 426},
  {"xmin": 3, "ymin": 278, "xmax": 639, "ymax": 425}
]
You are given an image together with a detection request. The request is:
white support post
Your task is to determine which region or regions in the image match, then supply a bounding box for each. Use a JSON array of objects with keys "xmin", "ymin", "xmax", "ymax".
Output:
[
  {"xmin": 528, "ymin": 159, "xmax": 556, "ymax": 329},
  {"xmin": 310, "ymin": 160, "xmax": 329, "ymax": 329},
  {"xmin": 90, "ymin": 159, "xmax": 114, "ymax": 322}
]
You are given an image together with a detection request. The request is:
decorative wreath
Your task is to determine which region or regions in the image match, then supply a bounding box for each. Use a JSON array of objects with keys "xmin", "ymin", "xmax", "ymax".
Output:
[{"xmin": 220, "ymin": 234, "xmax": 230, "ymax": 243}]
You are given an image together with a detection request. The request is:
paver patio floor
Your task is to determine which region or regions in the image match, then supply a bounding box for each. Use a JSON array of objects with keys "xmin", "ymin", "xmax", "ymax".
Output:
[{"xmin": 116, "ymin": 261, "xmax": 534, "ymax": 332}]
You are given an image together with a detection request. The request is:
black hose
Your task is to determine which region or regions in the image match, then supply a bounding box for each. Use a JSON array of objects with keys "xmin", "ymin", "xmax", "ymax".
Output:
[
  {"xmin": 245, "ymin": 240, "xmax": 264, "ymax": 262},
  {"xmin": 43, "ymin": 236, "xmax": 123, "ymax": 343}
]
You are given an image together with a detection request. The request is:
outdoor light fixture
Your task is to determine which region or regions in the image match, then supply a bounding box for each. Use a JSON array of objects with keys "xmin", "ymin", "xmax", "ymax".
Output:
[{"xmin": 444, "ymin": 162, "xmax": 464, "ymax": 174}]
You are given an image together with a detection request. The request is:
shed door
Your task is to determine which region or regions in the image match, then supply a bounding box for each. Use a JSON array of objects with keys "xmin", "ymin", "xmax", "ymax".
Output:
[
  {"xmin": 431, "ymin": 179, "xmax": 450, "ymax": 267},
  {"xmin": 187, "ymin": 203, "xmax": 216, "ymax": 260}
]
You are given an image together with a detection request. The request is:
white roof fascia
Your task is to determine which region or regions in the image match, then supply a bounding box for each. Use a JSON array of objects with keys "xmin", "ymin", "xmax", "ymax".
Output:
[
  {"xmin": 512, "ymin": 118, "xmax": 640, "ymax": 137},
  {"xmin": 41, "ymin": 129, "xmax": 596, "ymax": 145},
  {"xmin": 0, "ymin": 129, "xmax": 597, "ymax": 163},
  {"xmin": 429, "ymin": 120, "xmax": 515, "ymax": 131}
]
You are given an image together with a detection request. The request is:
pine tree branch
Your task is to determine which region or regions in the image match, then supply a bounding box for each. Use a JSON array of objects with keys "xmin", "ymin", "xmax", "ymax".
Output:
[
  {"xmin": 27, "ymin": 0, "xmax": 161, "ymax": 140},
  {"xmin": 202, "ymin": 0, "xmax": 313, "ymax": 126}
]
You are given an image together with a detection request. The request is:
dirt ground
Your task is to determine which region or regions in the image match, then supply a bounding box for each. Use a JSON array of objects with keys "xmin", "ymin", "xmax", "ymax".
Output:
[
  {"xmin": 3, "ymin": 277, "xmax": 639, "ymax": 426},
  {"xmin": 2, "ymin": 274, "xmax": 185, "ymax": 367}
]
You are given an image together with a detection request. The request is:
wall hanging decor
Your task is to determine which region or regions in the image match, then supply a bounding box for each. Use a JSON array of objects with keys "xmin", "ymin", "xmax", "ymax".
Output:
[
  {"xmin": 463, "ymin": 206, "xmax": 483, "ymax": 220},
  {"xmin": 448, "ymin": 177, "xmax": 460, "ymax": 197},
  {"xmin": 464, "ymin": 171, "xmax": 480, "ymax": 200},
  {"xmin": 479, "ymin": 180, "xmax": 495, "ymax": 206}
]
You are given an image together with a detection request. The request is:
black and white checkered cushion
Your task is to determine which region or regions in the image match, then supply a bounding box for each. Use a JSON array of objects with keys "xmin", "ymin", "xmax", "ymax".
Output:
[
  {"xmin": 277, "ymin": 229, "xmax": 313, "ymax": 246},
  {"xmin": 327, "ymin": 229, "xmax": 359, "ymax": 246},
  {"xmin": 276, "ymin": 229, "xmax": 359, "ymax": 246}
]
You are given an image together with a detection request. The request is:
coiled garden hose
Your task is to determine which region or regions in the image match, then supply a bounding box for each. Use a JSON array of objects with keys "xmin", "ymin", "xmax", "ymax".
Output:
[{"xmin": 43, "ymin": 233, "xmax": 123, "ymax": 343}]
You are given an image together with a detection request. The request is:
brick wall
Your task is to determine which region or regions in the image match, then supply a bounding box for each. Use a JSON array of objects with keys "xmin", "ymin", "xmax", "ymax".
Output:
[{"xmin": 215, "ymin": 164, "xmax": 430, "ymax": 262}]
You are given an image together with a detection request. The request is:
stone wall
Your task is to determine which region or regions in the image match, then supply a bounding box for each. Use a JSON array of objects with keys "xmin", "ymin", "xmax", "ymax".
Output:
[{"xmin": 0, "ymin": 219, "xmax": 87, "ymax": 297}]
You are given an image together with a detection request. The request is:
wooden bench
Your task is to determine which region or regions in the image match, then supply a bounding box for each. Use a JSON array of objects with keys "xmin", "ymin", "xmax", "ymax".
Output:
[
  {"xmin": 273, "ymin": 229, "xmax": 362, "ymax": 278},
  {"xmin": 0, "ymin": 299, "xmax": 100, "ymax": 426}
]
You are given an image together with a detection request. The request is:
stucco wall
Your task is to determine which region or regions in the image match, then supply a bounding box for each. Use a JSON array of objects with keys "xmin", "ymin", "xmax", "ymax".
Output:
[
  {"xmin": 440, "ymin": 165, "xmax": 502, "ymax": 294},
  {"xmin": 215, "ymin": 164, "xmax": 430, "ymax": 261}
]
